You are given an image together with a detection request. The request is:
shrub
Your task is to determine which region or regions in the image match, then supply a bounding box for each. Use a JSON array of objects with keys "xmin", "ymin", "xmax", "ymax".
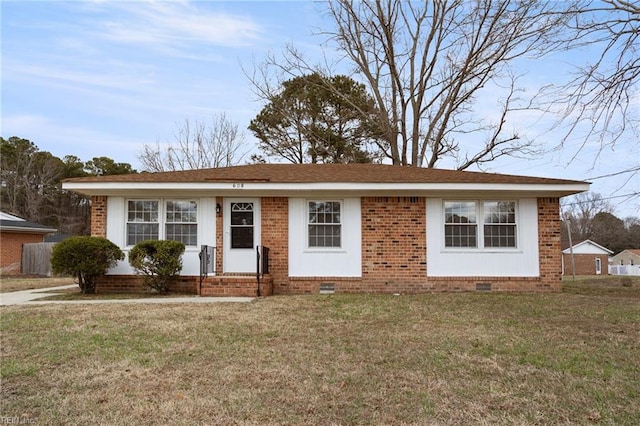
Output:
[
  {"xmin": 128, "ymin": 240, "xmax": 185, "ymax": 293},
  {"xmin": 621, "ymin": 277, "xmax": 633, "ymax": 287},
  {"xmin": 51, "ymin": 236, "xmax": 124, "ymax": 294}
]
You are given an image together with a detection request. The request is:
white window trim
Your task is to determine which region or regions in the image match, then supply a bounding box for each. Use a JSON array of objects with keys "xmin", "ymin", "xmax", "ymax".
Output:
[
  {"xmin": 442, "ymin": 200, "xmax": 520, "ymax": 252},
  {"xmin": 125, "ymin": 198, "xmax": 199, "ymax": 248},
  {"xmin": 306, "ymin": 199, "xmax": 343, "ymax": 251}
]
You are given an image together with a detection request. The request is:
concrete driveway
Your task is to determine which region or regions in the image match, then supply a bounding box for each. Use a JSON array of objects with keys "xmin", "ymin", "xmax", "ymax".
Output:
[{"xmin": 0, "ymin": 285, "xmax": 253, "ymax": 306}]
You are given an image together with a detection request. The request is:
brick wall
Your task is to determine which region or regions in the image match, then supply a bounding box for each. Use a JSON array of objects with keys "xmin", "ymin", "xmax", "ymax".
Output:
[
  {"xmin": 278, "ymin": 196, "xmax": 564, "ymax": 294},
  {"xmin": 262, "ymin": 197, "xmax": 288, "ymax": 295},
  {"xmin": 91, "ymin": 196, "xmax": 107, "ymax": 237},
  {"xmin": 537, "ymin": 197, "xmax": 562, "ymax": 290},
  {"xmin": 361, "ymin": 196, "xmax": 427, "ymax": 288},
  {"xmin": 562, "ymin": 253, "xmax": 609, "ymax": 275},
  {"xmin": 94, "ymin": 275, "xmax": 198, "ymax": 294},
  {"xmin": 90, "ymin": 195, "xmax": 565, "ymax": 295},
  {"xmin": 0, "ymin": 232, "xmax": 46, "ymax": 275}
]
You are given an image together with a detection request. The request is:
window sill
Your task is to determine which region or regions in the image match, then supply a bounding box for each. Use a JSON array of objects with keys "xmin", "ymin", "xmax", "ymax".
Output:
[
  {"xmin": 440, "ymin": 248, "xmax": 522, "ymax": 254},
  {"xmin": 303, "ymin": 249, "xmax": 347, "ymax": 254}
]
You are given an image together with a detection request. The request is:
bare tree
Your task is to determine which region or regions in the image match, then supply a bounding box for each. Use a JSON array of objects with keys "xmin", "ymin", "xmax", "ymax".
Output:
[
  {"xmin": 551, "ymin": 1, "xmax": 639, "ymax": 154},
  {"xmin": 139, "ymin": 113, "xmax": 247, "ymax": 172},
  {"xmin": 249, "ymin": 1, "xmax": 572, "ymax": 169},
  {"xmin": 561, "ymin": 191, "xmax": 613, "ymax": 243}
]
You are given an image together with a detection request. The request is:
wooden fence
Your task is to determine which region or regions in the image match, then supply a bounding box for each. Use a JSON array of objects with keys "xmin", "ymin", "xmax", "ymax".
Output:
[{"xmin": 22, "ymin": 242, "xmax": 56, "ymax": 276}]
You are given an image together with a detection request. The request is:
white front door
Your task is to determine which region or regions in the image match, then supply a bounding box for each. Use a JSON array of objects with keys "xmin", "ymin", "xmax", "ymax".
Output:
[{"xmin": 223, "ymin": 198, "xmax": 260, "ymax": 273}]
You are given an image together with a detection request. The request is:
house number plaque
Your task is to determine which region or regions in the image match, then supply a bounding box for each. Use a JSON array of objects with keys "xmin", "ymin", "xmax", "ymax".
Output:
[{"xmin": 232, "ymin": 183, "xmax": 244, "ymax": 189}]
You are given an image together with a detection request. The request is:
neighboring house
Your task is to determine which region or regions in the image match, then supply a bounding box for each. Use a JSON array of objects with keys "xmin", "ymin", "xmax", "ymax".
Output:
[
  {"xmin": 561, "ymin": 239, "xmax": 613, "ymax": 276},
  {"xmin": 609, "ymin": 249, "xmax": 640, "ymax": 276},
  {"xmin": 62, "ymin": 164, "xmax": 589, "ymax": 296},
  {"xmin": 0, "ymin": 212, "xmax": 57, "ymax": 275}
]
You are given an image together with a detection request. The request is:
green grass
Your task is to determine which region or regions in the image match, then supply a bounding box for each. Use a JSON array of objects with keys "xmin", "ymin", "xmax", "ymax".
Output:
[{"xmin": 1, "ymin": 276, "xmax": 639, "ymax": 424}]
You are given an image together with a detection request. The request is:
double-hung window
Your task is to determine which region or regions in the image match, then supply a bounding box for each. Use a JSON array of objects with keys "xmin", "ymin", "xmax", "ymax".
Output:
[
  {"xmin": 165, "ymin": 201, "xmax": 198, "ymax": 246},
  {"xmin": 444, "ymin": 201, "xmax": 517, "ymax": 249},
  {"xmin": 308, "ymin": 201, "xmax": 341, "ymax": 248},
  {"xmin": 127, "ymin": 201, "xmax": 159, "ymax": 246},
  {"xmin": 126, "ymin": 200, "xmax": 198, "ymax": 247},
  {"xmin": 444, "ymin": 201, "xmax": 477, "ymax": 248},
  {"xmin": 483, "ymin": 201, "xmax": 517, "ymax": 248}
]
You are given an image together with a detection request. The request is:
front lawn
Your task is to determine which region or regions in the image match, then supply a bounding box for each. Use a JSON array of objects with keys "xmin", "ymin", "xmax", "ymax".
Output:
[
  {"xmin": 0, "ymin": 277, "xmax": 74, "ymax": 293},
  {"xmin": 1, "ymin": 278, "xmax": 638, "ymax": 425}
]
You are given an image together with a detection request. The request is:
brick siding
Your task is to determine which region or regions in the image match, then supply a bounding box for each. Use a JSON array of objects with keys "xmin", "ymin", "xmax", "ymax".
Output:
[
  {"xmin": 91, "ymin": 196, "xmax": 107, "ymax": 237},
  {"xmin": 92, "ymin": 195, "xmax": 564, "ymax": 295},
  {"xmin": 0, "ymin": 231, "xmax": 47, "ymax": 275},
  {"xmin": 562, "ymin": 253, "xmax": 609, "ymax": 275},
  {"xmin": 94, "ymin": 275, "xmax": 198, "ymax": 294},
  {"xmin": 537, "ymin": 197, "xmax": 562, "ymax": 290},
  {"xmin": 361, "ymin": 196, "xmax": 427, "ymax": 287},
  {"xmin": 261, "ymin": 197, "xmax": 288, "ymax": 296}
]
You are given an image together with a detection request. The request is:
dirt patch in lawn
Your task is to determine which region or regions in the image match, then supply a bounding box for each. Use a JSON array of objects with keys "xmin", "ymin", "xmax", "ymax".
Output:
[{"xmin": 0, "ymin": 276, "xmax": 75, "ymax": 293}]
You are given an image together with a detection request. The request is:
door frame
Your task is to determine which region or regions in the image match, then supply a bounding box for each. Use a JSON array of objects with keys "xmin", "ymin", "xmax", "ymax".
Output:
[{"xmin": 223, "ymin": 198, "xmax": 261, "ymax": 273}]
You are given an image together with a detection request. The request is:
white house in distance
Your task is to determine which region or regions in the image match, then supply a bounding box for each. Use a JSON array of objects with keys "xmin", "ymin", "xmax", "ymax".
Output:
[
  {"xmin": 561, "ymin": 239, "xmax": 613, "ymax": 276},
  {"xmin": 610, "ymin": 249, "xmax": 640, "ymax": 276},
  {"xmin": 62, "ymin": 164, "xmax": 589, "ymax": 296}
]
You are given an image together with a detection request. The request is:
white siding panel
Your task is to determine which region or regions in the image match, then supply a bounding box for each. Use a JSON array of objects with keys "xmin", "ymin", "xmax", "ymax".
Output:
[
  {"xmin": 289, "ymin": 197, "xmax": 362, "ymax": 277},
  {"xmin": 106, "ymin": 197, "xmax": 216, "ymax": 276},
  {"xmin": 105, "ymin": 197, "xmax": 134, "ymax": 275},
  {"xmin": 181, "ymin": 197, "xmax": 216, "ymax": 275},
  {"xmin": 426, "ymin": 198, "xmax": 539, "ymax": 277}
]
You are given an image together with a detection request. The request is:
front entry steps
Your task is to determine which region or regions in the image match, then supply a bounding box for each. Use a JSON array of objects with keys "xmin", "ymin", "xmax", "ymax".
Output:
[{"xmin": 200, "ymin": 274, "xmax": 273, "ymax": 297}]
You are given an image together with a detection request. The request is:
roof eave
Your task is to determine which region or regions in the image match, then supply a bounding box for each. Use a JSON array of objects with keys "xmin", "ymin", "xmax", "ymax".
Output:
[
  {"xmin": 63, "ymin": 181, "xmax": 590, "ymax": 198},
  {"xmin": 0, "ymin": 225, "xmax": 57, "ymax": 234}
]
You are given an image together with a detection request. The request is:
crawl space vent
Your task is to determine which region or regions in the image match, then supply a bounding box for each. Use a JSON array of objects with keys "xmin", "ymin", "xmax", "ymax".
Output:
[
  {"xmin": 319, "ymin": 283, "xmax": 335, "ymax": 294},
  {"xmin": 476, "ymin": 282, "xmax": 492, "ymax": 292}
]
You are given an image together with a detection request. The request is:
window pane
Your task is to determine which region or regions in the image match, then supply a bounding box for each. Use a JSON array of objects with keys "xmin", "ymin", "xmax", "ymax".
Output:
[
  {"xmin": 444, "ymin": 224, "xmax": 477, "ymax": 248},
  {"xmin": 128, "ymin": 200, "xmax": 158, "ymax": 222},
  {"xmin": 127, "ymin": 223, "xmax": 159, "ymax": 246},
  {"xmin": 484, "ymin": 224, "xmax": 517, "ymax": 248},
  {"xmin": 308, "ymin": 225, "xmax": 341, "ymax": 247},
  {"xmin": 231, "ymin": 211, "xmax": 253, "ymax": 226},
  {"xmin": 484, "ymin": 201, "xmax": 515, "ymax": 224},
  {"xmin": 231, "ymin": 227, "xmax": 254, "ymax": 249},
  {"xmin": 444, "ymin": 202, "xmax": 476, "ymax": 224},
  {"xmin": 166, "ymin": 224, "xmax": 198, "ymax": 246},
  {"xmin": 166, "ymin": 201, "xmax": 197, "ymax": 223}
]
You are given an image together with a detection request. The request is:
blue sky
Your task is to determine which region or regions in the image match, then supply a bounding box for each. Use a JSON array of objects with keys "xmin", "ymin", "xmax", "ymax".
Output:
[{"xmin": 2, "ymin": 1, "xmax": 638, "ymax": 218}]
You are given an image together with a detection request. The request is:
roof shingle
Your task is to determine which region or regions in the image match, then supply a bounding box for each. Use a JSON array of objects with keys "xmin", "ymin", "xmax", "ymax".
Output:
[{"xmin": 64, "ymin": 163, "xmax": 586, "ymax": 185}]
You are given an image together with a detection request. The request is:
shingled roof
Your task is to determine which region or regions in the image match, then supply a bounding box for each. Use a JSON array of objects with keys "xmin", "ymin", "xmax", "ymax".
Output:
[
  {"xmin": 0, "ymin": 212, "xmax": 57, "ymax": 234},
  {"xmin": 64, "ymin": 163, "xmax": 585, "ymax": 185}
]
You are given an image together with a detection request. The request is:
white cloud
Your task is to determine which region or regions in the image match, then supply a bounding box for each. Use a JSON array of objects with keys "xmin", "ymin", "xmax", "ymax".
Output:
[{"xmin": 96, "ymin": 1, "xmax": 263, "ymax": 51}]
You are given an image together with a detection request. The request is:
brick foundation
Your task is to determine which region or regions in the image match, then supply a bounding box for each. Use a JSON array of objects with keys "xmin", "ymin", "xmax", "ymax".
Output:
[
  {"xmin": 94, "ymin": 275, "xmax": 198, "ymax": 294},
  {"xmin": 201, "ymin": 275, "xmax": 272, "ymax": 297}
]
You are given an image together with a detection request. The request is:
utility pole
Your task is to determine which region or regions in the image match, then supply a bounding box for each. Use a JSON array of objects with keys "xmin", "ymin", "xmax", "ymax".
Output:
[{"xmin": 565, "ymin": 214, "xmax": 576, "ymax": 281}]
